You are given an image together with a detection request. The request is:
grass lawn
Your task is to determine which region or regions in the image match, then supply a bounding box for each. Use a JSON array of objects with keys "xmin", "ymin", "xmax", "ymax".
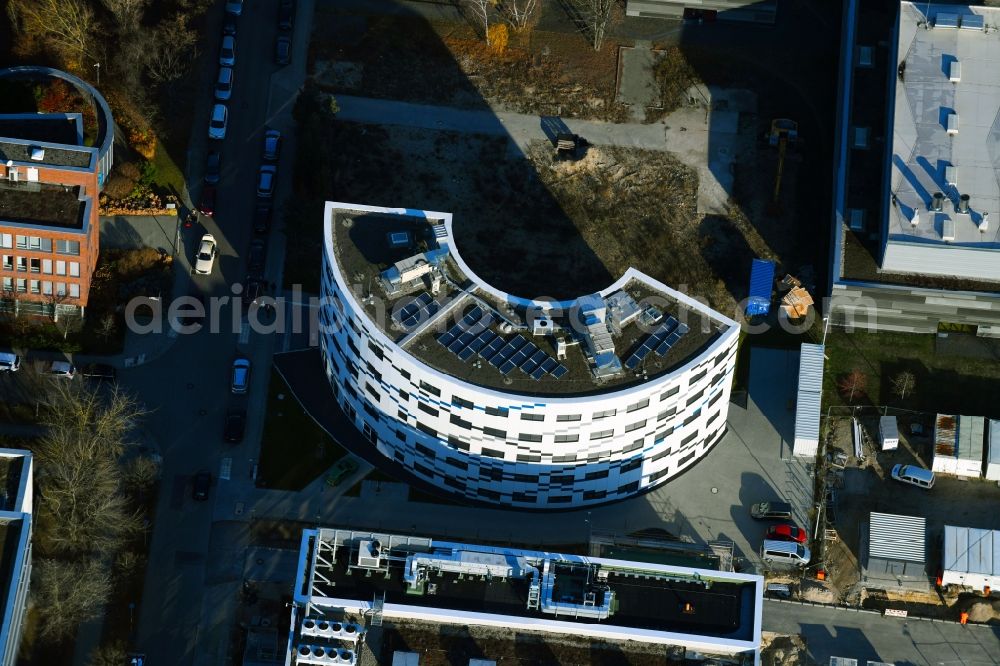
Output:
[
  {"xmin": 823, "ymin": 329, "xmax": 1000, "ymax": 416},
  {"xmin": 257, "ymin": 370, "xmax": 347, "ymax": 490},
  {"xmin": 149, "ymin": 140, "xmax": 187, "ymax": 199}
]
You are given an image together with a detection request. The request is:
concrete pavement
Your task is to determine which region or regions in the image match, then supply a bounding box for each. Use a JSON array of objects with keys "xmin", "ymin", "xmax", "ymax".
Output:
[{"xmin": 764, "ymin": 599, "xmax": 1000, "ymax": 665}]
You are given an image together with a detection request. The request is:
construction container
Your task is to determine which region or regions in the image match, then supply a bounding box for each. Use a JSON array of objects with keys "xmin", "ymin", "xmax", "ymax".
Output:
[{"xmin": 880, "ymin": 416, "xmax": 900, "ymax": 451}]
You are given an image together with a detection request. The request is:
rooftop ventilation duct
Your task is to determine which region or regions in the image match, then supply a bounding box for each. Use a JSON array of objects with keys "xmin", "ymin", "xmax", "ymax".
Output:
[
  {"xmin": 942, "ymin": 218, "xmax": 956, "ymax": 241},
  {"xmin": 949, "ymin": 60, "xmax": 962, "ymax": 82},
  {"xmin": 947, "ymin": 113, "xmax": 960, "ymax": 135},
  {"xmin": 931, "ymin": 192, "xmax": 945, "ymax": 212},
  {"xmin": 958, "ymin": 194, "xmax": 970, "ymax": 214}
]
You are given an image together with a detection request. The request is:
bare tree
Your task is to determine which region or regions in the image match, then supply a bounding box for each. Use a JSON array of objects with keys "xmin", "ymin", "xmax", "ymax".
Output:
[
  {"xmin": 123, "ymin": 455, "xmax": 160, "ymax": 493},
  {"xmin": 891, "ymin": 371, "xmax": 917, "ymax": 401},
  {"xmin": 145, "ymin": 14, "xmax": 199, "ymax": 83},
  {"xmin": 465, "ymin": 0, "xmax": 496, "ymax": 43},
  {"xmin": 571, "ymin": 0, "xmax": 615, "ymax": 51},
  {"xmin": 837, "ymin": 369, "xmax": 868, "ymax": 404},
  {"xmin": 87, "ymin": 642, "xmax": 129, "ymax": 666},
  {"xmin": 498, "ymin": 0, "xmax": 537, "ymax": 29},
  {"xmin": 33, "ymin": 558, "xmax": 113, "ymax": 641},
  {"xmin": 95, "ymin": 313, "xmax": 118, "ymax": 342},
  {"xmin": 101, "ymin": 0, "xmax": 148, "ymax": 30},
  {"xmin": 7, "ymin": 0, "xmax": 97, "ymax": 69}
]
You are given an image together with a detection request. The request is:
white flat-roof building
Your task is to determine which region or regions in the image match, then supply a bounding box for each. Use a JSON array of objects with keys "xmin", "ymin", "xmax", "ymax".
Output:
[
  {"xmin": 884, "ymin": 3, "xmax": 1000, "ymax": 281},
  {"xmin": 288, "ymin": 528, "xmax": 764, "ymax": 665},
  {"xmin": 793, "ymin": 343, "xmax": 824, "ymax": 458},
  {"xmin": 320, "ymin": 202, "xmax": 740, "ymax": 508},
  {"xmin": 932, "ymin": 413, "xmax": 985, "ymax": 478}
]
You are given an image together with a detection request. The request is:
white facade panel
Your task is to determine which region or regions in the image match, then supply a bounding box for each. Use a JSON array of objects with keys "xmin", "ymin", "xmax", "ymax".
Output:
[
  {"xmin": 319, "ymin": 203, "xmax": 739, "ymax": 508},
  {"xmin": 987, "ymin": 420, "xmax": 1000, "ymax": 481},
  {"xmin": 793, "ymin": 343, "xmax": 824, "ymax": 458}
]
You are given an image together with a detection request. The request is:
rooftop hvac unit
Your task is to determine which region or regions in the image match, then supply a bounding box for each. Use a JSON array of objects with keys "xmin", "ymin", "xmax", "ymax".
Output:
[
  {"xmin": 931, "ymin": 192, "xmax": 945, "ymax": 212},
  {"xmin": 296, "ymin": 645, "xmax": 356, "ymax": 664},
  {"xmin": 357, "ymin": 540, "xmax": 383, "ymax": 569},
  {"xmin": 949, "ymin": 60, "xmax": 962, "ymax": 82},
  {"xmin": 532, "ymin": 317, "xmax": 553, "ymax": 336},
  {"xmin": 947, "ymin": 113, "xmax": 959, "ymax": 135},
  {"xmin": 961, "ymin": 14, "xmax": 985, "ymax": 30},
  {"xmin": 942, "ymin": 218, "xmax": 956, "ymax": 241},
  {"xmin": 934, "ymin": 12, "xmax": 959, "ymax": 28},
  {"xmin": 300, "ymin": 619, "xmax": 363, "ymax": 641},
  {"xmin": 945, "ymin": 165, "xmax": 958, "ymax": 186}
]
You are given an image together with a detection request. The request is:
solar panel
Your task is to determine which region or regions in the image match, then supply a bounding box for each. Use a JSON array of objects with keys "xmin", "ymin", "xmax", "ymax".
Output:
[
  {"xmin": 500, "ymin": 360, "xmax": 517, "ymax": 375},
  {"xmin": 458, "ymin": 346, "xmax": 476, "ymax": 361},
  {"xmin": 551, "ymin": 364, "xmax": 568, "ymax": 379},
  {"xmin": 490, "ymin": 347, "xmax": 512, "ymax": 367},
  {"xmin": 522, "ymin": 349, "xmax": 548, "ymax": 373},
  {"xmin": 509, "ymin": 335, "xmax": 528, "ymax": 351},
  {"xmin": 540, "ymin": 358, "xmax": 558, "ymax": 373},
  {"xmin": 466, "ymin": 336, "xmax": 487, "ymax": 353},
  {"xmin": 448, "ymin": 337, "xmax": 466, "ymax": 354},
  {"xmin": 509, "ymin": 349, "xmax": 529, "ymax": 366},
  {"xmin": 476, "ymin": 330, "xmax": 496, "ymax": 345},
  {"xmin": 677, "ymin": 323, "xmax": 690, "ymax": 335},
  {"xmin": 481, "ymin": 338, "xmax": 504, "ymax": 360},
  {"xmin": 655, "ymin": 338, "xmax": 672, "ymax": 356},
  {"xmin": 438, "ymin": 328, "xmax": 457, "ymax": 346},
  {"xmin": 530, "ymin": 366, "xmax": 547, "ymax": 380}
]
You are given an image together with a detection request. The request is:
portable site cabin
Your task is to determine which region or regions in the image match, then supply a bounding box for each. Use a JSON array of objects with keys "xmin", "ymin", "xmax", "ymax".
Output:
[
  {"xmin": 793, "ymin": 343, "xmax": 824, "ymax": 458},
  {"xmin": 880, "ymin": 416, "xmax": 899, "ymax": 451},
  {"xmin": 933, "ymin": 414, "xmax": 985, "ymax": 478},
  {"xmin": 745, "ymin": 259, "xmax": 775, "ymax": 317},
  {"xmin": 987, "ymin": 420, "xmax": 1000, "ymax": 481},
  {"xmin": 942, "ymin": 525, "xmax": 1000, "ymax": 592}
]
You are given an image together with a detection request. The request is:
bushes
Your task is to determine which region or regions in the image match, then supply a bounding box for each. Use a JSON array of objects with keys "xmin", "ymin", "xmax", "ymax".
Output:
[{"xmin": 103, "ymin": 162, "xmax": 142, "ymax": 200}]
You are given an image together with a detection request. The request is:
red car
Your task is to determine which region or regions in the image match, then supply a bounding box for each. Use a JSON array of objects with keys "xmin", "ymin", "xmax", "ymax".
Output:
[
  {"xmin": 765, "ymin": 524, "xmax": 807, "ymax": 544},
  {"xmin": 198, "ymin": 185, "xmax": 217, "ymax": 217}
]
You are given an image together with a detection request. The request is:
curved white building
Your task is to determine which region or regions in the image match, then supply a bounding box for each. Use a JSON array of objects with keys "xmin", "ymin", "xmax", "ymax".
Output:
[{"xmin": 319, "ymin": 202, "xmax": 739, "ymax": 508}]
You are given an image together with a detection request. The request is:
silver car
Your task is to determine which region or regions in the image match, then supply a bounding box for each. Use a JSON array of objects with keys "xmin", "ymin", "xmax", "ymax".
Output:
[
  {"xmin": 215, "ymin": 67, "xmax": 234, "ymax": 101},
  {"xmin": 220, "ymin": 35, "xmax": 236, "ymax": 67},
  {"xmin": 208, "ymin": 104, "xmax": 228, "ymax": 140},
  {"xmin": 194, "ymin": 234, "xmax": 218, "ymax": 275}
]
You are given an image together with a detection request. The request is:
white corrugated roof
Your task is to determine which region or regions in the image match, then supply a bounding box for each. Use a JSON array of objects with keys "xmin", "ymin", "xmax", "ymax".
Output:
[
  {"xmin": 870, "ymin": 512, "xmax": 926, "ymax": 563},
  {"xmin": 990, "ymin": 420, "xmax": 1000, "ymax": 465},
  {"xmin": 944, "ymin": 525, "xmax": 1000, "ymax": 577},
  {"xmin": 794, "ymin": 344, "xmax": 824, "ymax": 444}
]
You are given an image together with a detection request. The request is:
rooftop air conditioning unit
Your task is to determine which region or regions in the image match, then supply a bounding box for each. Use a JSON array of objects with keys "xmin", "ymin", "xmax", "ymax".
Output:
[
  {"xmin": 942, "ymin": 218, "xmax": 956, "ymax": 241},
  {"xmin": 29, "ymin": 146, "xmax": 44, "ymax": 161},
  {"xmin": 949, "ymin": 60, "xmax": 962, "ymax": 82},
  {"xmin": 947, "ymin": 112, "xmax": 959, "ymax": 135},
  {"xmin": 945, "ymin": 165, "xmax": 958, "ymax": 187},
  {"xmin": 357, "ymin": 540, "xmax": 382, "ymax": 569}
]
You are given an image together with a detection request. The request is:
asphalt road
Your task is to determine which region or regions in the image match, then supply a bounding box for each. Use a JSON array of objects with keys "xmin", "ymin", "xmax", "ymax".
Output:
[{"xmin": 130, "ymin": 0, "xmax": 305, "ymax": 662}]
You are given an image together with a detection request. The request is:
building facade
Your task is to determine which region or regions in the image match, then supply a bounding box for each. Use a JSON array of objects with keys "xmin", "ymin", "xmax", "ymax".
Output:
[
  {"xmin": 626, "ymin": 0, "xmax": 776, "ymax": 23},
  {"xmin": 319, "ymin": 203, "xmax": 739, "ymax": 509},
  {"xmin": 0, "ymin": 68, "xmax": 115, "ymax": 318},
  {"xmin": 0, "ymin": 449, "xmax": 33, "ymax": 666}
]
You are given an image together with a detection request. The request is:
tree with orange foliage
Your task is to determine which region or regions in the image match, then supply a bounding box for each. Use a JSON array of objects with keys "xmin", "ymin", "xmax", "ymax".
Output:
[
  {"xmin": 838, "ymin": 369, "xmax": 868, "ymax": 403},
  {"xmin": 488, "ymin": 24, "xmax": 509, "ymax": 54}
]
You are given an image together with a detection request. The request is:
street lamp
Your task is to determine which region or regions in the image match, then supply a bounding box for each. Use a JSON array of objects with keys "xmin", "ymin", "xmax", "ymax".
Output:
[{"xmin": 93, "ymin": 62, "xmax": 100, "ymax": 86}]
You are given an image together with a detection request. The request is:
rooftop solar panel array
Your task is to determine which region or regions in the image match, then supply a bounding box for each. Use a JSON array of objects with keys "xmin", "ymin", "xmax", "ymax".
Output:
[
  {"xmin": 439, "ymin": 319, "xmax": 568, "ymax": 380},
  {"xmin": 624, "ymin": 316, "xmax": 688, "ymax": 370},
  {"xmin": 392, "ymin": 292, "xmax": 441, "ymax": 329}
]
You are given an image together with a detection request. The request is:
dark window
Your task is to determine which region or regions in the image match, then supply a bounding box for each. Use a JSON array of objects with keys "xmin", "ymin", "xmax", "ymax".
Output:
[
  {"xmin": 707, "ymin": 410, "xmax": 721, "ymax": 426},
  {"xmin": 394, "ymin": 451, "xmax": 405, "ymax": 462},
  {"xmin": 419, "ymin": 381, "xmax": 441, "ymax": 397},
  {"xmin": 481, "ymin": 447, "xmax": 505, "ymax": 459},
  {"xmin": 417, "ymin": 402, "xmax": 438, "ymax": 417},
  {"xmin": 415, "ymin": 442, "xmax": 437, "ymax": 459},
  {"xmin": 590, "ymin": 429, "xmax": 613, "ymax": 440},
  {"xmin": 686, "ymin": 389, "xmax": 705, "ymax": 406},
  {"xmin": 516, "ymin": 454, "xmax": 541, "ymax": 463},
  {"xmin": 649, "ymin": 468, "xmax": 669, "ymax": 482},
  {"xmin": 446, "ymin": 457, "xmax": 469, "ymax": 471},
  {"xmin": 554, "ymin": 434, "xmax": 579, "ymax": 443},
  {"xmin": 684, "ymin": 409, "xmax": 701, "ymax": 426},
  {"xmin": 553, "ymin": 453, "xmax": 577, "ymax": 463},
  {"xmin": 621, "ymin": 458, "xmax": 642, "ymax": 473},
  {"xmin": 483, "ymin": 427, "xmax": 506, "ymax": 439},
  {"xmin": 448, "ymin": 436, "xmax": 470, "ymax": 451},
  {"xmin": 345, "ymin": 384, "xmax": 358, "ymax": 400},
  {"xmin": 518, "ymin": 433, "xmax": 543, "ymax": 443},
  {"xmin": 397, "ymin": 409, "xmax": 408, "ymax": 421},
  {"xmin": 346, "ymin": 337, "xmax": 360, "ymax": 358},
  {"xmin": 617, "ymin": 480, "xmax": 640, "ymax": 494},
  {"xmin": 348, "ymin": 319, "xmax": 361, "ymax": 336},
  {"xmin": 682, "ymin": 430, "xmax": 699, "ymax": 446},
  {"xmin": 363, "ymin": 403, "xmax": 380, "ymax": 421},
  {"xmin": 394, "ymin": 430, "xmax": 406, "ymax": 442},
  {"xmin": 482, "ymin": 467, "xmax": 504, "ymax": 481},
  {"xmin": 677, "ymin": 450, "xmax": 697, "ymax": 467},
  {"xmin": 651, "ymin": 448, "xmax": 669, "ymax": 462},
  {"xmin": 593, "ymin": 409, "xmax": 616, "ymax": 419},
  {"xmin": 658, "ymin": 406, "xmax": 676, "ymax": 421},
  {"xmin": 547, "ymin": 495, "xmax": 572, "ymax": 504},
  {"xmin": 655, "ymin": 426, "xmax": 674, "ymax": 442},
  {"xmin": 478, "ymin": 488, "xmax": 501, "ymax": 500},
  {"xmin": 513, "ymin": 473, "xmax": 538, "ymax": 483},
  {"xmin": 583, "ymin": 489, "xmax": 607, "ymax": 501},
  {"xmin": 414, "ymin": 462, "xmax": 435, "ymax": 477},
  {"xmin": 550, "ymin": 474, "xmax": 575, "ymax": 484},
  {"xmin": 398, "ymin": 389, "xmax": 409, "ymax": 402},
  {"xmin": 623, "ymin": 439, "xmax": 643, "ymax": 453},
  {"xmin": 512, "ymin": 492, "xmax": 536, "ymax": 504},
  {"xmin": 660, "ymin": 386, "xmax": 680, "ymax": 401},
  {"xmin": 627, "ymin": 398, "xmax": 649, "ymax": 412},
  {"xmin": 709, "ymin": 391, "xmax": 723, "ymax": 407},
  {"xmin": 625, "ymin": 419, "xmax": 646, "ymax": 433},
  {"xmin": 450, "ymin": 414, "xmax": 472, "ymax": 430},
  {"xmin": 585, "ymin": 469, "xmax": 609, "ymax": 480},
  {"xmin": 365, "ymin": 383, "xmax": 380, "ymax": 401},
  {"xmin": 399, "ymin": 368, "xmax": 411, "ymax": 380},
  {"xmin": 416, "ymin": 422, "xmax": 437, "ymax": 438},
  {"xmin": 368, "ymin": 340, "xmax": 384, "ymax": 359},
  {"xmin": 485, "ymin": 406, "xmax": 508, "ymax": 418},
  {"xmin": 452, "ymin": 396, "xmax": 474, "ymax": 409},
  {"xmin": 444, "ymin": 476, "xmax": 465, "ymax": 490},
  {"xmin": 690, "ymin": 369, "xmax": 707, "ymax": 385},
  {"xmin": 557, "ymin": 414, "xmax": 581, "ymax": 422},
  {"xmin": 366, "ymin": 363, "xmax": 381, "ymax": 384}
]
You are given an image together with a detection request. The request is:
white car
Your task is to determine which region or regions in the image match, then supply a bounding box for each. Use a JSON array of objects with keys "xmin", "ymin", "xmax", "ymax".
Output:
[
  {"xmin": 194, "ymin": 234, "xmax": 218, "ymax": 275},
  {"xmin": 256, "ymin": 165, "xmax": 277, "ymax": 198},
  {"xmin": 225, "ymin": 0, "xmax": 244, "ymax": 15},
  {"xmin": 220, "ymin": 35, "xmax": 236, "ymax": 67},
  {"xmin": 215, "ymin": 66, "xmax": 234, "ymax": 101},
  {"xmin": 47, "ymin": 361, "xmax": 76, "ymax": 379},
  {"xmin": 208, "ymin": 104, "xmax": 228, "ymax": 140},
  {"xmin": 0, "ymin": 352, "xmax": 20, "ymax": 372}
]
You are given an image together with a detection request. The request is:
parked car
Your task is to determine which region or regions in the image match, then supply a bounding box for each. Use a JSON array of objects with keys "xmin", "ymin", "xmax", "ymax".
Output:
[
  {"xmin": 222, "ymin": 15, "xmax": 238, "ymax": 36},
  {"xmin": 253, "ymin": 203, "xmax": 272, "ymax": 234},
  {"xmin": 199, "ymin": 185, "xmax": 217, "ymax": 216},
  {"xmin": 231, "ymin": 357, "xmax": 251, "ymax": 394},
  {"xmin": 891, "ymin": 464, "xmax": 935, "ymax": 489},
  {"xmin": 214, "ymin": 66, "xmax": 234, "ymax": 101},
  {"xmin": 192, "ymin": 470, "xmax": 212, "ymax": 501},
  {"xmin": 208, "ymin": 103, "xmax": 228, "ymax": 140},
  {"xmin": 262, "ymin": 129, "xmax": 282, "ymax": 162},
  {"xmin": 256, "ymin": 165, "xmax": 277, "ymax": 198},
  {"xmin": 204, "ymin": 151, "xmax": 222, "ymax": 185},
  {"xmin": 278, "ymin": 0, "xmax": 295, "ymax": 30},
  {"xmin": 0, "ymin": 352, "xmax": 20, "ymax": 372},
  {"xmin": 761, "ymin": 539, "xmax": 811, "ymax": 567},
  {"xmin": 247, "ymin": 239, "xmax": 266, "ymax": 275},
  {"xmin": 242, "ymin": 277, "xmax": 266, "ymax": 311},
  {"xmin": 275, "ymin": 36, "xmax": 291, "ymax": 65},
  {"xmin": 80, "ymin": 363, "xmax": 117, "ymax": 382},
  {"xmin": 46, "ymin": 361, "xmax": 76, "ymax": 379},
  {"xmin": 326, "ymin": 458, "xmax": 358, "ymax": 487},
  {"xmin": 765, "ymin": 524, "xmax": 808, "ymax": 544},
  {"xmin": 194, "ymin": 234, "xmax": 218, "ymax": 275},
  {"xmin": 750, "ymin": 501, "xmax": 793, "ymax": 521},
  {"xmin": 224, "ymin": 408, "xmax": 247, "ymax": 443},
  {"xmin": 225, "ymin": 0, "xmax": 243, "ymax": 15},
  {"xmin": 220, "ymin": 35, "xmax": 236, "ymax": 67}
]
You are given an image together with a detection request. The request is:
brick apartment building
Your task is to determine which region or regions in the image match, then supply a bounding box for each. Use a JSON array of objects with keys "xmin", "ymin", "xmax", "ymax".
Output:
[{"xmin": 0, "ymin": 68, "xmax": 114, "ymax": 319}]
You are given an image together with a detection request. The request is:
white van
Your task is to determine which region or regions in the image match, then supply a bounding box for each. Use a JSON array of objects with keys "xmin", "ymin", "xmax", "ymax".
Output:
[
  {"xmin": 891, "ymin": 464, "xmax": 935, "ymax": 489},
  {"xmin": 0, "ymin": 352, "xmax": 20, "ymax": 372},
  {"xmin": 761, "ymin": 539, "xmax": 811, "ymax": 567}
]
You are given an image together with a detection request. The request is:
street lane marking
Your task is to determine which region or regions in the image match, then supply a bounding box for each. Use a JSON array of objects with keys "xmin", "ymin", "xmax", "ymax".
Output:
[{"xmin": 239, "ymin": 321, "xmax": 250, "ymax": 344}]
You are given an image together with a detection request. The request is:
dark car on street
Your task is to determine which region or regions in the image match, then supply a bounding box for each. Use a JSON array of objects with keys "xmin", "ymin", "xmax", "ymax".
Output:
[
  {"xmin": 275, "ymin": 36, "xmax": 291, "ymax": 65},
  {"xmin": 192, "ymin": 470, "xmax": 212, "ymax": 501},
  {"xmin": 253, "ymin": 203, "xmax": 272, "ymax": 234},
  {"xmin": 224, "ymin": 409, "xmax": 247, "ymax": 443},
  {"xmin": 262, "ymin": 129, "xmax": 282, "ymax": 162},
  {"xmin": 204, "ymin": 151, "xmax": 222, "ymax": 185},
  {"xmin": 242, "ymin": 276, "xmax": 266, "ymax": 311},
  {"xmin": 248, "ymin": 239, "xmax": 266, "ymax": 276},
  {"xmin": 278, "ymin": 0, "xmax": 295, "ymax": 30},
  {"xmin": 223, "ymin": 15, "xmax": 237, "ymax": 36},
  {"xmin": 198, "ymin": 185, "xmax": 217, "ymax": 216}
]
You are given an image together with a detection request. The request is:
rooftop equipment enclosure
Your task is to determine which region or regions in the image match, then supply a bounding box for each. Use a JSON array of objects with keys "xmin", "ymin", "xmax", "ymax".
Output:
[{"xmin": 745, "ymin": 259, "xmax": 775, "ymax": 316}]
